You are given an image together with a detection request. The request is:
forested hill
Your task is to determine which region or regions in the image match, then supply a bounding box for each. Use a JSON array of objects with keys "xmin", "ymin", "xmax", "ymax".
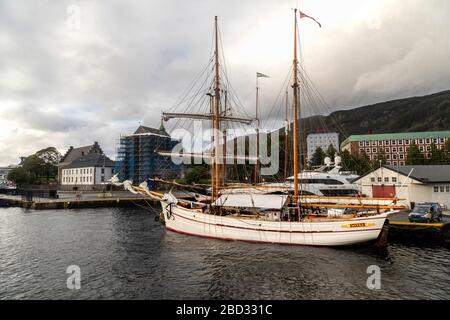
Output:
[{"xmin": 295, "ymin": 90, "xmax": 450, "ymax": 139}]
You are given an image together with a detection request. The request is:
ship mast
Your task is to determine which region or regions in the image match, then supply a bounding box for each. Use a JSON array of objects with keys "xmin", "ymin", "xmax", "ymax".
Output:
[
  {"xmin": 213, "ymin": 16, "xmax": 221, "ymax": 201},
  {"xmin": 284, "ymin": 90, "xmax": 289, "ymax": 180},
  {"xmin": 292, "ymin": 9, "xmax": 300, "ymax": 203}
]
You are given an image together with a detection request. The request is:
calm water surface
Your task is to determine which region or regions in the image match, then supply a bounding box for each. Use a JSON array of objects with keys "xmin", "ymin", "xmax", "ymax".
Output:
[{"xmin": 1, "ymin": 207, "xmax": 449, "ymax": 300}]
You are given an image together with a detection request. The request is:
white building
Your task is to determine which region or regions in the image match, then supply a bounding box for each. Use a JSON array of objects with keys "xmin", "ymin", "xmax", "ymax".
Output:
[
  {"xmin": 59, "ymin": 145, "xmax": 115, "ymax": 191},
  {"xmin": 307, "ymin": 132, "xmax": 339, "ymax": 161},
  {"xmin": 355, "ymin": 165, "xmax": 450, "ymax": 209}
]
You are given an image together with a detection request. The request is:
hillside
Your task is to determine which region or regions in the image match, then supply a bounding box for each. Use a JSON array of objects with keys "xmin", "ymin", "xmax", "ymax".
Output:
[{"xmin": 297, "ymin": 90, "xmax": 450, "ymax": 139}]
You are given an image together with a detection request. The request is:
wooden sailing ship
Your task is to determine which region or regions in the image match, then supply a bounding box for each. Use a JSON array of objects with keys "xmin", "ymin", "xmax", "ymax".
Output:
[{"xmin": 115, "ymin": 11, "xmax": 405, "ymax": 246}]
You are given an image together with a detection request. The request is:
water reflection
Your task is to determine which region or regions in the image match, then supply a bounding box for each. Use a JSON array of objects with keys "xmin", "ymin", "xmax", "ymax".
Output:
[{"xmin": 0, "ymin": 207, "xmax": 449, "ymax": 300}]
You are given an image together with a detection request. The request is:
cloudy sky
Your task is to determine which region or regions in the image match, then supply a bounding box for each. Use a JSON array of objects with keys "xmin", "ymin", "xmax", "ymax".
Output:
[{"xmin": 1, "ymin": 0, "xmax": 449, "ymax": 165}]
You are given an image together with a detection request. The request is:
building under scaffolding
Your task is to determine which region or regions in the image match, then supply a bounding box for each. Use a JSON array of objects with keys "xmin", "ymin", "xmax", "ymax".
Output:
[{"xmin": 115, "ymin": 124, "xmax": 183, "ymax": 183}]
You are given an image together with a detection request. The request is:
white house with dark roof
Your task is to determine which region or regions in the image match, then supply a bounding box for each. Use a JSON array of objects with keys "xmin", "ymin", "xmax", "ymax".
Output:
[
  {"xmin": 354, "ymin": 165, "xmax": 450, "ymax": 209},
  {"xmin": 58, "ymin": 142, "xmax": 115, "ymax": 191}
]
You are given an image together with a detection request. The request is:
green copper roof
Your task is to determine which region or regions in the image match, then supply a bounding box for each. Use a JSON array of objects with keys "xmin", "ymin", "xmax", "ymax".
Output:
[{"xmin": 341, "ymin": 131, "xmax": 450, "ymax": 148}]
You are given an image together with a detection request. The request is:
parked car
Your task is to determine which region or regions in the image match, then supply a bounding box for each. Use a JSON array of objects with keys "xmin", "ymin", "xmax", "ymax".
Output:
[{"xmin": 409, "ymin": 203, "xmax": 443, "ymax": 223}]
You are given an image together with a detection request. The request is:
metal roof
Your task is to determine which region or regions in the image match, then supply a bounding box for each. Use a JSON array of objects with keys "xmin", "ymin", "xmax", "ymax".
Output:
[
  {"xmin": 341, "ymin": 131, "xmax": 450, "ymax": 148},
  {"xmin": 384, "ymin": 165, "xmax": 450, "ymax": 183}
]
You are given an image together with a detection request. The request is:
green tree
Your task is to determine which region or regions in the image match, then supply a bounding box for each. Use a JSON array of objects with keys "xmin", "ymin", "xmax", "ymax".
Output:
[
  {"xmin": 6, "ymin": 147, "xmax": 61, "ymax": 185},
  {"xmin": 185, "ymin": 165, "xmax": 210, "ymax": 184},
  {"xmin": 443, "ymin": 139, "xmax": 450, "ymax": 164},
  {"xmin": 406, "ymin": 142, "xmax": 425, "ymax": 165},
  {"xmin": 356, "ymin": 151, "xmax": 372, "ymax": 175},
  {"xmin": 7, "ymin": 167, "xmax": 35, "ymax": 185},
  {"xmin": 326, "ymin": 144, "xmax": 337, "ymax": 160},
  {"xmin": 310, "ymin": 147, "xmax": 326, "ymax": 167},
  {"xmin": 428, "ymin": 142, "xmax": 445, "ymax": 164},
  {"xmin": 339, "ymin": 150, "xmax": 357, "ymax": 172}
]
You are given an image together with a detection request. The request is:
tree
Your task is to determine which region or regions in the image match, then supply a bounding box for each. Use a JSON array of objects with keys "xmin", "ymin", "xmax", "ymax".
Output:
[
  {"xmin": 326, "ymin": 144, "xmax": 337, "ymax": 160},
  {"xmin": 7, "ymin": 167, "xmax": 35, "ymax": 185},
  {"xmin": 377, "ymin": 148, "xmax": 387, "ymax": 166},
  {"xmin": 185, "ymin": 165, "xmax": 210, "ymax": 184},
  {"xmin": 406, "ymin": 142, "xmax": 425, "ymax": 165},
  {"xmin": 7, "ymin": 147, "xmax": 61, "ymax": 185},
  {"xmin": 339, "ymin": 150, "xmax": 357, "ymax": 172},
  {"xmin": 310, "ymin": 147, "xmax": 326, "ymax": 167},
  {"xmin": 443, "ymin": 139, "xmax": 450, "ymax": 164},
  {"xmin": 428, "ymin": 142, "xmax": 445, "ymax": 164},
  {"xmin": 356, "ymin": 151, "xmax": 372, "ymax": 175}
]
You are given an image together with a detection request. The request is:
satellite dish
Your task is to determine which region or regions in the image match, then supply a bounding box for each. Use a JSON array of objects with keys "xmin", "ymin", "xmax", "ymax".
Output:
[
  {"xmin": 335, "ymin": 156, "xmax": 342, "ymax": 165},
  {"xmin": 324, "ymin": 157, "xmax": 332, "ymax": 166}
]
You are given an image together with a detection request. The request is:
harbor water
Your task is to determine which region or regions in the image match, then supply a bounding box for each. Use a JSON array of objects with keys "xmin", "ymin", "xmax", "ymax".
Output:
[{"xmin": 1, "ymin": 207, "xmax": 449, "ymax": 300}]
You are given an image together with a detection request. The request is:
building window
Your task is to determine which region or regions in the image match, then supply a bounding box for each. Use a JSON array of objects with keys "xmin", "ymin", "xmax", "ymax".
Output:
[
  {"xmin": 405, "ymin": 140, "xmax": 410, "ymax": 145},
  {"xmin": 399, "ymin": 154, "xmax": 404, "ymax": 160},
  {"xmin": 392, "ymin": 154, "xmax": 397, "ymax": 160},
  {"xmin": 446, "ymin": 186, "xmax": 450, "ymax": 193},
  {"xmin": 385, "ymin": 140, "xmax": 390, "ymax": 146},
  {"xmin": 359, "ymin": 142, "xmax": 364, "ymax": 147},
  {"xmin": 398, "ymin": 140, "xmax": 404, "ymax": 145},
  {"xmin": 392, "ymin": 147, "xmax": 397, "ymax": 153},
  {"xmin": 378, "ymin": 177, "xmax": 382, "ymax": 182},
  {"xmin": 385, "ymin": 147, "xmax": 390, "ymax": 153},
  {"xmin": 371, "ymin": 177, "xmax": 375, "ymax": 182},
  {"xmin": 419, "ymin": 146, "xmax": 424, "ymax": 152},
  {"xmin": 418, "ymin": 139, "xmax": 423, "ymax": 144},
  {"xmin": 384, "ymin": 177, "xmax": 389, "ymax": 183},
  {"xmin": 392, "ymin": 177, "xmax": 397, "ymax": 183},
  {"xmin": 386, "ymin": 154, "xmax": 391, "ymax": 160},
  {"xmin": 392, "ymin": 161, "xmax": 398, "ymax": 165},
  {"xmin": 399, "ymin": 147, "xmax": 404, "ymax": 153},
  {"xmin": 426, "ymin": 146, "xmax": 431, "ymax": 151},
  {"xmin": 101, "ymin": 168, "xmax": 105, "ymax": 174},
  {"xmin": 426, "ymin": 138, "xmax": 431, "ymax": 144},
  {"xmin": 440, "ymin": 186, "xmax": 445, "ymax": 193},
  {"xmin": 391, "ymin": 140, "xmax": 397, "ymax": 145},
  {"xmin": 373, "ymin": 154, "xmax": 378, "ymax": 160},
  {"xmin": 365, "ymin": 141, "xmax": 370, "ymax": 146},
  {"xmin": 101, "ymin": 176, "xmax": 105, "ymax": 182},
  {"xmin": 440, "ymin": 138, "xmax": 445, "ymax": 143},
  {"xmin": 434, "ymin": 186, "xmax": 439, "ymax": 193},
  {"xmin": 399, "ymin": 161, "xmax": 405, "ymax": 165},
  {"xmin": 372, "ymin": 148, "xmax": 377, "ymax": 153}
]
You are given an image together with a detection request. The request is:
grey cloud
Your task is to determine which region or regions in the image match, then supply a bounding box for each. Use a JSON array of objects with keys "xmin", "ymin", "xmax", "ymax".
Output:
[{"xmin": 0, "ymin": 0, "xmax": 449, "ymax": 165}]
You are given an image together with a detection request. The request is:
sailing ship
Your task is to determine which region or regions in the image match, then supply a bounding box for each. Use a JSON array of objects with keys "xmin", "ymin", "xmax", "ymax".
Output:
[{"xmin": 114, "ymin": 11, "xmax": 406, "ymax": 246}]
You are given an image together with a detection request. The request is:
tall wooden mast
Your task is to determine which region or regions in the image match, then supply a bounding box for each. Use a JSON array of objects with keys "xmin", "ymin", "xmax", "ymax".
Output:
[
  {"xmin": 292, "ymin": 9, "xmax": 300, "ymax": 203},
  {"xmin": 254, "ymin": 76, "xmax": 260, "ymax": 185},
  {"xmin": 213, "ymin": 16, "xmax": 221, "ymax": 200},
  {"xmin": 284, "ymin": 90, "xmax": 289, "ymax": 180}
]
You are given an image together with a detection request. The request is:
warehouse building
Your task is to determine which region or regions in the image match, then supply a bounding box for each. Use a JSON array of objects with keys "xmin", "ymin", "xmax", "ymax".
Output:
[{"xmin": 354, "ymin": 165, "xmax": 450, "ymax": 209}]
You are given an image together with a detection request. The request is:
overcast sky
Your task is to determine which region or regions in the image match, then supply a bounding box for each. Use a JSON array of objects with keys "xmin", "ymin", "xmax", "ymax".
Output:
[{"xmin": 1, "ymin": 0, "xmax": 449, "ymax": 165}]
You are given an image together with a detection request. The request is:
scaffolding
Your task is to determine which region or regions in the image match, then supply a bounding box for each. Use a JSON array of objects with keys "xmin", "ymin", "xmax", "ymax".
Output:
[{"xmin": 115, "ymin": 132, "xmax": 182, "ymax": 184}]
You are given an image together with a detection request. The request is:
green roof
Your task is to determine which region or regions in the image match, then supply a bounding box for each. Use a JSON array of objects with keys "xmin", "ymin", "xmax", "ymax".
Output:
[{"xmin": 341, "ymin": 131, "xmax": 450, "ymax": 148}]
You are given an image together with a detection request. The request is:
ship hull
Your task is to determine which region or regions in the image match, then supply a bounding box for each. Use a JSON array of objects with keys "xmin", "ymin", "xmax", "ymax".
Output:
[{"xmin": 160, "ymin": 201, "xmax": 392, "ymax": 246}]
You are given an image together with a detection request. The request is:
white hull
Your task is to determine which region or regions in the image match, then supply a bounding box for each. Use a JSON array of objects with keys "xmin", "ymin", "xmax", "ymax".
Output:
[{"xmin": 160, "ymin": 201, "xmax": 392, "ymax": 246}]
